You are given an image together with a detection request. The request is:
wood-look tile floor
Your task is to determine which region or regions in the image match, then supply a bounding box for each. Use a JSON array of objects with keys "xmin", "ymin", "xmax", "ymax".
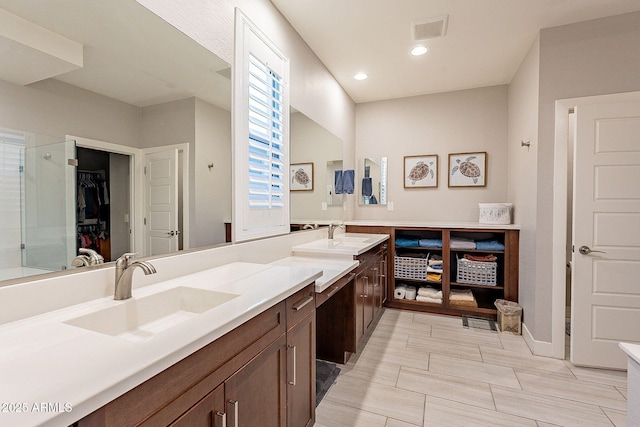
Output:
[{"xmin": 315, "ymin": 309, "xmax": 628, "ymax": 427}]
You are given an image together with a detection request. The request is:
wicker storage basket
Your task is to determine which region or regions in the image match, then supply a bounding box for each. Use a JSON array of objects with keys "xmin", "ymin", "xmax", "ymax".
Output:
[
  {"xmin": 456, "ymin": 257, "xmax": 497, "ymax": 286},
  {"xmin": 394, "ymin": 255, "xmax": 428, "ymax": 280}
]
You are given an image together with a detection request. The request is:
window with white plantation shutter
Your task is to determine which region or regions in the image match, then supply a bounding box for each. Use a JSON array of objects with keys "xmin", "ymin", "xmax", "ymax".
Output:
[
  {"xmin": 247, "ymin": 54, "xmax": 284, "ymax": 209},
  {"xmin": 234, "ymin": 9, "xmax": 290, "ymax": 242}
]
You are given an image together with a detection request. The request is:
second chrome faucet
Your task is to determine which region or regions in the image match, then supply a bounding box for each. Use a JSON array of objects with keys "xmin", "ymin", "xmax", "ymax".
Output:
[{"xmin": 114, "ymin": 253, "xmax": 157, "ymax": 300}]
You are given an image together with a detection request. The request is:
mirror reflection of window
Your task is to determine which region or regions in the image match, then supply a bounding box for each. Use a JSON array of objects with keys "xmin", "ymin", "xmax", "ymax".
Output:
[
  {"xmin": 326, "ymin": 160, "xmax": 343, "ymax": 206},
  {"xmin": 360, "ymin": 157, "xmax": 387, "ymax": 206}
]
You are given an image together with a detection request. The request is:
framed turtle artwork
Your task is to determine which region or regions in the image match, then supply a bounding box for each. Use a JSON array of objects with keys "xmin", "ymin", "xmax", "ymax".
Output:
[
  {"xmin": 448, "ymin": 152, "xmax": 487, "ymax": 187},
  {"xmin": 404, "ymin": 155, "xmax": 438, "ymax": 188},
  {"xmin": 290, "ymin": 162, "xmax": 314, "ymax": 191}
]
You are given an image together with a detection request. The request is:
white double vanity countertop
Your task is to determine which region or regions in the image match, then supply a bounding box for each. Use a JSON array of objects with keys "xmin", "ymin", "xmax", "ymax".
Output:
[{"xmin": 0, "ymin": 232, "xmax": 388, "ymax": 426}]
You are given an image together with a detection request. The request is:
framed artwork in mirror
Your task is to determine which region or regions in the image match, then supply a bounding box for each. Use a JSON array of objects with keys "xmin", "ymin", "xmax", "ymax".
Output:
[
  {"xmin": 448, "ymin": 152, "xmax": 487, "ymax": 187},
  {"xmin": 291, "ymin": 162, "xmax": 314, "ymax": 191},
  {"xmin": 404, "ymin": 154, "xmax": 438, "ymax": 188}
]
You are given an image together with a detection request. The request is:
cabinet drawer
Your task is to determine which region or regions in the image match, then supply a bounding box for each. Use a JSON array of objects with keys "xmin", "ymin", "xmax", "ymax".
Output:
[
  {"xmin": 286, "ymin": 284, "xmax": 315, "ymax": 329},
  {"xmin": 316, "ymin": 272, "xmax": 355, "ymax": 308}
]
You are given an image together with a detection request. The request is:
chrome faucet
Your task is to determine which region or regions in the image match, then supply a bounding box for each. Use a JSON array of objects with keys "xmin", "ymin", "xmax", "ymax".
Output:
[
  {"xmin": 71, "ymin": 248, "xmax": 104, "ymax": 268},
  {"xmin": 302, "ymin": 223, "xmax": 319, "ymax": 230},
  {"xmin": 114, "ymin": 253, "xmax": 157, "ymax": 300},
  {"xmin": 328, "ymin": 223, "xmax": 345, "ymax": 239}
]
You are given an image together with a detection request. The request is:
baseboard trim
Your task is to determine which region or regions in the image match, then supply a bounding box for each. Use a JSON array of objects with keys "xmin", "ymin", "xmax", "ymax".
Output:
[{"xmin": 522, "ymin": 322, "xmax": 556, "ymax": 358}]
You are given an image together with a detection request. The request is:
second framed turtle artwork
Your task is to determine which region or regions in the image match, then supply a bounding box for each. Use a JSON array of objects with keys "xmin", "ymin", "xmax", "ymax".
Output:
[
  {"xmin": 448, "ymin": 152, "xmax": 487, "ymax": 187},
  {"xmin": 404, "ymin": 155, "xmax": 438, "ymax": 188}
]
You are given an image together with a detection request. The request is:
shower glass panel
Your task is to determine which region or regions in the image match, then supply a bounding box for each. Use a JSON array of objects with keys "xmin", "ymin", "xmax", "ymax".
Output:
[{"xmin": 21, "ymin": 139, "xmax": 77, "ymax": 273}]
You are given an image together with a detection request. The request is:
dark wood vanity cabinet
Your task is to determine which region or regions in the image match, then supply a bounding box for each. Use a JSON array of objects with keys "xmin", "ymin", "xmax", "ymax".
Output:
[
  {"xmin": 316, "ymin": 239, "xmax": 388, "ymax": 364},
  {"xmin": 76, "ymin": 285, "xmax": 315, "ymax": 427},
  {"xmin": 354, "ymin": 242, "xmax": 387, "ymax": 348}
]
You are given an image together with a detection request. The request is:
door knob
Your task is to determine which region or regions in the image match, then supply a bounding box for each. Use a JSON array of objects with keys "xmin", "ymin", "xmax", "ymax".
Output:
[
  {"xmin": 166, "ymin": 230, "xmax": 175, "ymax": 236},
  {"xmin": 578, "ymin": 245, "xmax": 606, "ymax": 255}
]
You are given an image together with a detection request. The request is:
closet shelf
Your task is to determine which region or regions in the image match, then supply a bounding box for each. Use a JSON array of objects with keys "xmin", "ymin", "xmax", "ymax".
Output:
[
  {"xmin": 450, "ymin": 248, "xmax": 505, "ymax": 254},
  {"xmin": 450, "ymin": 281, "xmax": 504, "ymax": 290}
]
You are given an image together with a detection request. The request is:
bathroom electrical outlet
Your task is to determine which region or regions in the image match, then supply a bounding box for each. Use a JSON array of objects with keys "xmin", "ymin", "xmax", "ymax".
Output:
[
  {"xmin": 321, "ymin": 202, "xmax": 327, "ymax": 211},
  {"xmin": 388, "ymin": 201, "xmax": 394, "ymax": 211}
]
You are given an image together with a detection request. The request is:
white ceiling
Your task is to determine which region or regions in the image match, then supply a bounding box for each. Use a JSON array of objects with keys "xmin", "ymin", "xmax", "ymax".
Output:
[{"xmin": 270, "ymin": 0, "xmax": 640, "ymax": 104}]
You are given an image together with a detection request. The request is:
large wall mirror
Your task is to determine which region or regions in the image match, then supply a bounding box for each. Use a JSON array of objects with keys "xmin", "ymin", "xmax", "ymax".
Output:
[
  {"xmin": 359, "ymin": 157, "xmax": 388, "ymax": 205},
  {"xmin": 0, "ymin": 0, "xmax": 342, "ymax": 285},
  {"xmin": 290, "ymin": 110, "xmax": 344, "ymax": 225}
]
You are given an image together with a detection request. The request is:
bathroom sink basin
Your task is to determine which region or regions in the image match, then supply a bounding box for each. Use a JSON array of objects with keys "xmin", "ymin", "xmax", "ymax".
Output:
[
  {"xmin": 291, "ymin": 233, "xmax": 389, "ymax": 256},
  {"xmin": 331, "ymin": 236, "xmax": 370, "ymax": 243},
  {"xmin": 64, "ymin": 287, "xmax": 239, "ymax": 342}
]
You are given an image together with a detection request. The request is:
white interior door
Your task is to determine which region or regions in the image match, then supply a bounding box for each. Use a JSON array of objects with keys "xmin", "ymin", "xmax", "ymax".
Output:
[
  {"xmin": 145, "ymin": 149, "xmax": 179, "ymax": 256},
  {"xmin": 571, "ymin": 100, "xmax": 640, "ymax": 369}
]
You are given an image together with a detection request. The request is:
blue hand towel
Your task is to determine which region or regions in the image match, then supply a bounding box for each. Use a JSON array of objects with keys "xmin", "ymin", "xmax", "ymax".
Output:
[
  {"xmin": 334, "ymin": 170, "xmax": 344, "ymax": 194},
  {"xmin": 395, "ymin": 237, "xmax": 420, "ymax": 247},
  {"xmin": 476, "ymin": 239, "xmax": 505, "ymax": 251},
  {"xmin": 343, "ymin": 169, "xmax": 355, "ymax": 194},
  {"xmin": 361, "ymin": 177, "xmax": 372, "ymax": 197},
  {"xmin": 419, "ymin": 239, "xmax": 443, "ymax": 249}
]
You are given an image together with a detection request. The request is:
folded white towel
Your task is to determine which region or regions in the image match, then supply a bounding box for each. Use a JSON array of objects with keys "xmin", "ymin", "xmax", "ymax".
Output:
[
  {"xmin": 416, "ymin": 295, "xmax": 442, "ymax": 304},
  {"xmin": 450, "ymin": 289, "xmax": 475, "ymax": 302},
  {"xmin": 418, "ymin": 286, "xmax": 442, "ymax": 298},
  {"xmin": 450, "ymin": 237, "xmax": 476, "ymax": 249}
]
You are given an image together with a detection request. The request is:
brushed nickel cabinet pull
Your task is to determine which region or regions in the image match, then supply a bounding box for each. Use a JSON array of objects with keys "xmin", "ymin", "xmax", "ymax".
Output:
[
  {"xmin": 214, "ymin": 411, "xmax": 227, "ymax": 427},
  {"xmin": 287, "ymin": 344, "xmax": 297, "ymax": 386},
  {"xmin": 292, "ymin": 296, "xmax": 314, "ymax": 311},
  {"xmin": 326, "ymin": 286, "xmax": 340, "ymax": 298},
  {"xmin": 227, "ymin": 400, "xmax": 238, "ymax": 427}
]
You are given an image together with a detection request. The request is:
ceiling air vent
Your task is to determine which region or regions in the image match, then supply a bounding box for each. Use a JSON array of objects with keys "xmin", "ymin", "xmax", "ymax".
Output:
[{"xmin": 412, "ymin": 14, "xmax": 449, "ymax": 41}]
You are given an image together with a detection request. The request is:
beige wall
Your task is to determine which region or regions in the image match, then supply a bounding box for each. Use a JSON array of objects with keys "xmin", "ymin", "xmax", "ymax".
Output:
[
  {"xmin": 0, "ymin": 78, "xmax": 141, "ymax": 146},
  {"xmin": 529, "ymin": 11, "xmax": 640, "ymax": 342},
  {"xmin": 354, "ymin": 85, "xmax": 509, "ymax": 221},
  {"xmin": 507, "ymin": 37, "xmax": 540, "ymax": 338},
  {"xmin": 136, "ymin": 0, "xmax": 357, "ymax": 217},
  {"xmin": 194, "ymin": 98, "xmax": 231, "ymax": 246}
]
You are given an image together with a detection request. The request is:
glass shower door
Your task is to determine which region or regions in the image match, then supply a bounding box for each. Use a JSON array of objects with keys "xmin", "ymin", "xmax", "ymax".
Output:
[{"xmin": 21, "ymin": 139, "xmax": 77, "ymax": 272}]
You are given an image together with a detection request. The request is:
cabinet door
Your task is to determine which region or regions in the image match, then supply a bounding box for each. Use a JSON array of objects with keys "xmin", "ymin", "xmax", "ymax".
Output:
[
  {"xmin": 287, "ymin": 312, "xmax": 316, "ymax": 427},
  {"xmin": 225, "ymin": 335, "xmax": 287, "ymax": 427},
  {"xmin": 355, "ymin": 270, "xmax": 365, "ymax": 346},
  {"xmin": 363, "ymin": 267, "xmax": 375, "ymax": 330},
  {"xmin": 170, "ymin": 384, "xmax": 226, "ymax": 427}
]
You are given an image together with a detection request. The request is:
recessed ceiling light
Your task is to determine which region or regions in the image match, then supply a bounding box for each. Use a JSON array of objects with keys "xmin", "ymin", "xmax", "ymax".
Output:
[
  {"xmin": 410, "ymin": 46, "xmax": 428, "ymax": 56},
  {"xmin": 354, "ymin": 73, "xmax": 368, "ymax": 81}
]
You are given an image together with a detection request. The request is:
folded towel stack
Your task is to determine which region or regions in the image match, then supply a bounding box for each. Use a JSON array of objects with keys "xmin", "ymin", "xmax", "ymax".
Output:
[
  {"xmin": 416, "ymin": 286, "xmax": 442, "ymax": 304},
  {"xmin": 426, "ymin": 254, "xmax": 442, "ymax": 282},
  {"xmin": 426, "ymin": 272, "xmax": 442, "ymax": 283},
  {"xmin": 395, "ymin": 236, "xmax": 421, "ymax": 248},
  {"xmin": 449, "ymin": 289, "xmax": 478, "ymax": 308},
  {"xmin": 418, "ymin": 286, "xmax": 442, "ymax": 298},
  {"xmin": 418, "ymin": 238, "xmax": 442, "ymax": 249},
  {"xmin": 416, "ymin": 296, "xmax": 442, "ymax": 304},
  {"xmin": 476, "ymin": 239, "xmax": 505, "ymax": 251},
  {"xmin": 450, "ymin": 237, "xmax": 476, "ymax": 250}
]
